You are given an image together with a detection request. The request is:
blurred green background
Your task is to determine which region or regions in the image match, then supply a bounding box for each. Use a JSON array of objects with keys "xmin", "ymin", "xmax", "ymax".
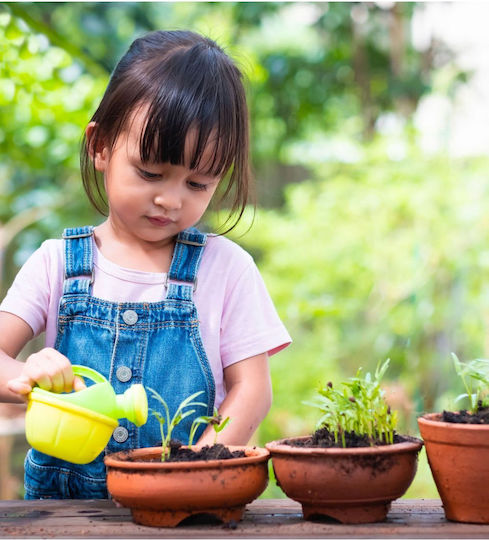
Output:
[{"xmin": 2, "ymin": 2, "xmax": 489, "ymax": 499}]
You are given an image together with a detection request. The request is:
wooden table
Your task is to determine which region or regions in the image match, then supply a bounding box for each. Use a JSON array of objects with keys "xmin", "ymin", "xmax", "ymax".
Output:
[{"xmin": 1, "ymin": 498, "xmax": 489, "ymax": 538}]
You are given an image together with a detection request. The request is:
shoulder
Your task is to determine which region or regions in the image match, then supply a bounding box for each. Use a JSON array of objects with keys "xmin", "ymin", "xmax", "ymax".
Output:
[
  {"xmin": 0, "ymin": 237, "xmax": 64, "ymax": 338},
  {"xmin": 39, "ymin": 238, "xmax": 63, "ymax": 256},
  {"xmin": 17, "ymin": 239, "xmax": 64, "ymax": 289},
  {"xmin": 14, "ymin": 238, "xmax": 63, "ymax": 270},
  {"xmin": 203, "ymin": 234, "xmax": 254, "ymax": 272},
  {"xmin": 196, "ymin": 234, "xmax": 259, "ymax": 302},
  {"xmin": 36, "ymin": 239, "xmax": 64, "ymax": 269}
]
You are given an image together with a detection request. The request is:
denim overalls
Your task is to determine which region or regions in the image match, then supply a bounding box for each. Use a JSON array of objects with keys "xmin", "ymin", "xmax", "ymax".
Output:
[{"xmin": 24, "ymin": 226, "xmax": 215, "ymax": 499}]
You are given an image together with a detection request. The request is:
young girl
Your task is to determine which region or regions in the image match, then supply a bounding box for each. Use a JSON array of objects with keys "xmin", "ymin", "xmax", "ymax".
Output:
[{"xmin": 0, "ymin": 30, "xmax": 291, "ymax": 499}]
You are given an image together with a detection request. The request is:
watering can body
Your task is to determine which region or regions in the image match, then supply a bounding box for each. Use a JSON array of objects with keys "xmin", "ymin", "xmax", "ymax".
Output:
[{"xmin": 25, "ymin": 365, "xmax": 148, "ymax": 464}]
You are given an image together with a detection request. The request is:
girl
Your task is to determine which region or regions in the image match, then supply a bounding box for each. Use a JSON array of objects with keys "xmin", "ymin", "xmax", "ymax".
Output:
[{"xmin": 0, "ymin": 30, "xmax": 291, "ymax": 499}]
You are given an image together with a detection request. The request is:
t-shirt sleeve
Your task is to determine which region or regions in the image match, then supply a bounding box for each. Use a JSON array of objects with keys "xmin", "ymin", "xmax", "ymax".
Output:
[
  {"xmin": 219, "ymin": 258, "xmax": 291, "ymax": 368},
  {"xmin": 0, "ymin": 241, "xmax": 55, "ymax": 337}
]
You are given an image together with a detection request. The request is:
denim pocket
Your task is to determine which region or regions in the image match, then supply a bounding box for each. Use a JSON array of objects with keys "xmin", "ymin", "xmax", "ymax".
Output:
[
  {"xmin": 25, "ymin": 450, "xmax": 65, "ymax": 499},
  {"xmin": 24, "ymin": 449, "xmax": 108, "ymax": 500}
]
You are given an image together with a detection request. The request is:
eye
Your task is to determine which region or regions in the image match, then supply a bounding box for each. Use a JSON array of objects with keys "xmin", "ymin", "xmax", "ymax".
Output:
[
  {"xmin": 138, "ymin": 168, "xmax": 161, "ymax": 180},
  {"xmin": 187, "ymin": 180, "xmax": 208, "ymax": 191}
]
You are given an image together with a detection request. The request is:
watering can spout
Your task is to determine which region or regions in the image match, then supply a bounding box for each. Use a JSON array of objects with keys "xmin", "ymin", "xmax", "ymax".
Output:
[{"xmin": 116, "ymin": 385, "xmax": 148, "ymax": 427}]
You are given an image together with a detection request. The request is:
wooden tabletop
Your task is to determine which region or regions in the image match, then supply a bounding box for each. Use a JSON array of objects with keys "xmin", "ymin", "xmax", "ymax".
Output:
[{"xmin": 1, "ymin": 498, "xmax": 489, "ymax": 538}]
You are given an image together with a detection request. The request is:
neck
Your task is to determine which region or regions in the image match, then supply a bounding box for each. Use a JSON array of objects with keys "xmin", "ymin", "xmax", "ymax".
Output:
[{"xmin": 93, "ymin": 220, "xmax": 176, "ymax": 273}]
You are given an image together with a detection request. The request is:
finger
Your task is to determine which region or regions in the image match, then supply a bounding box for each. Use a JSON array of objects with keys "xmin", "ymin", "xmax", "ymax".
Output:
[
  {"xmin": 49, "ymin": 368, "xmax": 65, "ymax": 394},
  {"xmin": 45, "ymin": 349, "xmax": 75, "ymax": 393},
  {"xmin": 7, "ymin": 378, "xmax": 33, "ymax": 396},
  {"xmin": 27, "ymin": 358, "xmax": 52, "ymax": 391},
  {"xmin": 43, "ymin": 349, "xmax": 73, "ymax": 393},
  {"xmin": 62, "ymin": 365, "xmax": 75, "ymax": 393},
  {"xmin": 73, "ymin": 376, "xmax": 87, "ymax": 392}
]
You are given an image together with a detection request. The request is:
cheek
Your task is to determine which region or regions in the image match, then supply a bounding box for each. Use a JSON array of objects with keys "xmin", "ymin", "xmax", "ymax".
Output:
[
  {"xmin": 200, "ymin": 187, "xmax": 218, "ymax": 207},
  {"xmin": 206, "ymin": 183, "xmax": 220, "ymax": 201}
]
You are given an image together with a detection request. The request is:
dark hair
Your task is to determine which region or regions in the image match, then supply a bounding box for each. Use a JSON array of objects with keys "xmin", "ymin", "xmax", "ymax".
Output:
[{"xmin": 80, "ymin": 30, "xmax": 252, "ymax": 232}]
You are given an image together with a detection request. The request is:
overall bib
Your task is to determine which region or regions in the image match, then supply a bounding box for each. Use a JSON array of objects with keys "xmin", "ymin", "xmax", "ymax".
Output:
[{"xmin": 24, "ymin": 226, "xmax": 215, "ymax": 499}]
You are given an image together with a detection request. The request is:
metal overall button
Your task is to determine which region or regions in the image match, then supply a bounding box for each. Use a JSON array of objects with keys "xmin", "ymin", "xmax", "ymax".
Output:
[
  {"xmin": 116, "ymin": 366, "xmax": 132, "ymax": 383},
  {"xmin": 122, "ymin": 310, "xmax": 138, "ymax": 325},
  {"xmin": 113, "ymin": 427, "xmax": 129, "ymax": 443}
]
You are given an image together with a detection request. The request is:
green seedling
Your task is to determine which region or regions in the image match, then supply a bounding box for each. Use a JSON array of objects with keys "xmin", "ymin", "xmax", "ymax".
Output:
[
  {"xmin": 147, "ymin": 388, "xmax": 207, "ymax": 461},
  {"xmin": 452, "ymin": 353, "xmax": 489, "ymax": 414},
  {"xmin": 188, "ymin": 408, "xmax": 231, "ymax": 447},
  {"xmin": 304, "ymin": 359, "xmax": 397, "ymax": 447}
]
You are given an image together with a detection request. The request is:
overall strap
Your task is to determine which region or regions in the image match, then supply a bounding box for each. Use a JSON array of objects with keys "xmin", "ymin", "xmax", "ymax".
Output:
[
  {"xmin": 166, "ymin": 227, "xmax": 207, "ymax": 301},
  {"xmin": 62, "ymin": 226, "xmax": 94, "ymax": 295}
]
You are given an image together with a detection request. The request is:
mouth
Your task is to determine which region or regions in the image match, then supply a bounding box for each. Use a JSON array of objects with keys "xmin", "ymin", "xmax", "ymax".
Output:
[{"xmin": 147, "ymin": 216, "xmax": 174, "ymax": 227}]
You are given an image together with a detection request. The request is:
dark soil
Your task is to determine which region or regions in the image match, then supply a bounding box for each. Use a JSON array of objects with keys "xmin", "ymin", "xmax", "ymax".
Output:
[
  {"xmin": 284, "ymin": 426, "xmax": 407, "ymax": 448},
  {"xmin": 442, "ymin": 406, "xmax": 489, "ymax": 424},
  {"xmin": 121, "ymin": 440, "xmax": 246, "ymax": 463},
  {"xmin": 166, "ymin": 440, "xmax": 246, "ymax": 462}
]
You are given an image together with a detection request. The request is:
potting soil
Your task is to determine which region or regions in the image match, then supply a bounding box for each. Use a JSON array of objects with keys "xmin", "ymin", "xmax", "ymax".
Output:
[
  {"xmin": 284, "ymin": 427, "xmax": 406, "ymax": 448},
  {"xmin": 442, "ymin": 406, "xmax": 489, "ymax": 424}
]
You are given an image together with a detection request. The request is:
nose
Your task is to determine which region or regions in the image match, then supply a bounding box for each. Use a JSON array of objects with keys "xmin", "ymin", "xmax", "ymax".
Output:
[{"xmin": 153, "ymin": 183, "xmax": 182, "ymax": 211}]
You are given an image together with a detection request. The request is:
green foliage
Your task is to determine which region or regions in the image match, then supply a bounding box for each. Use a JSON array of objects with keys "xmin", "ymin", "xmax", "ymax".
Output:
[
  {"xmin": 147, "ymin": 388, "xmax": 206, "ymax": 461},
  {"xmin": 305, "ymin": 359, "xmax": 397, "ymax": 447},
  {"xmin": 189, "ymin": 408, "xmax": 231, "ymax": 447},
  {"xmin": 225, "ymin": 149, "xmax": 489, "ymax": 448},
  {"xmin": 452, "ymin": 353, "xmax": 489, "ymax": 414}
]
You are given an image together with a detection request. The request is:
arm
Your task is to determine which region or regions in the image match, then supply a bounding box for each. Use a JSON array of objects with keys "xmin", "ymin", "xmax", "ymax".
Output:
[
  {"xmin": 0, "ymin": 312, "xmax": 34, "ymax": 402},
  {"xmin": 197, "ymin": 352, "xmax": 272, "ymax": 446},
  {"xmin": 0, "ymin": 312, "xmax": 85, "ymax": 402}
]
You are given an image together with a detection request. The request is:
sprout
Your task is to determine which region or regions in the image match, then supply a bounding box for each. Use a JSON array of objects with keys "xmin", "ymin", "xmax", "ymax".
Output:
[
  {"xmin": 452, "ymin": 353, "xmax": 489, "ymax": 414},
  {"xmin": 303, "ymin": 359, "xmax": 397, "ymax": 448},
  {"xmin": 147, "ymin": 388, "xmax": 207, "ymax": 461},
  {"xmin": 188, "ymin": 408, "xmax": 231, "ymax": 447}
]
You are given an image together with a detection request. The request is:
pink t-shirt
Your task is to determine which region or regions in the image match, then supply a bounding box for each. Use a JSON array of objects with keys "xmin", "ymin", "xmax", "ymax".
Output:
[{"xmin": 0, "ymin": 234, "xmax": 291, "ymax": 407}]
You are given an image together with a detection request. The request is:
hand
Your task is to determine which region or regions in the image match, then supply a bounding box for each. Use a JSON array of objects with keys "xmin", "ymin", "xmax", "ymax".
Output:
[{"xmin": 7, "ymin": 348, "xmax": 87, "ymax": 397}]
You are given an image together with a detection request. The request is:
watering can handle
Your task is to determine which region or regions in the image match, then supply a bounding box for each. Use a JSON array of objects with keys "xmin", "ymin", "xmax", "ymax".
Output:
[{"xmin": 72, "ymin": 365, "xmax": 108, "ymax": 385}]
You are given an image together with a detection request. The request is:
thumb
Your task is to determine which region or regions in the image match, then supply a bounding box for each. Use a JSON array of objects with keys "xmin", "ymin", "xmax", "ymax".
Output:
[
  {"xmin": 73, "ymin": 375, "xmax": 87, "ymax": 392},
  {"xmin": 7, "ymin": 377, "xmax": 33, "ymax": 396}
]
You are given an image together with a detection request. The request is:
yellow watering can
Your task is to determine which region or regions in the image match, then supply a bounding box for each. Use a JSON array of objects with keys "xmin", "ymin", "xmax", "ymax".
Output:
[{"xmin": 25, "ymin": 365, "xmax": 148, "ymax": 464}]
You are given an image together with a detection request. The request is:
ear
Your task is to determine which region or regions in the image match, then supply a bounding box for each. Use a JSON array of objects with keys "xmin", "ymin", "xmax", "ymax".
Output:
[{"xmin": 85, "ymin": 122, "xmax": 109, "ymax": 172}]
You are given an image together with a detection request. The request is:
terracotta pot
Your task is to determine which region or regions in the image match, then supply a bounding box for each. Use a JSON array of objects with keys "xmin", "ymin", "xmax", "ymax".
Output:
[
  {"xmin": 266, "ymin": 436, "xmax": 422, "ymax": 524},
  {"xmin": 418, "ymin": 412, "xmax": 489, "ymax": 523},
  {"xmin": 104, "ymin": 445, "xmax": 269, "ymax": 527}
]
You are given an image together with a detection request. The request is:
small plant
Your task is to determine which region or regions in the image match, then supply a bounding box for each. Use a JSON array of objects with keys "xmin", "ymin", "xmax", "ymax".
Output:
[
  {"xmin": 147, "ymin": 388, "xmax": 207, "ymax": 461},
  {"xmin": 452, "ymin": 353, "xmax": 489, "ymax": 414},
  {"xmin": 304, "ymin": 359, "xmax": 397, "ymax": 447},
  {"xmin": 188, "ymin": 408, "xmax": 231, "ymax": 447}
]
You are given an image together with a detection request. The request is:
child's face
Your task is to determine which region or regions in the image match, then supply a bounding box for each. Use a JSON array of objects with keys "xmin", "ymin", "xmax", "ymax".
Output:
[{"xmin": 92, "ymin": 107, "xmax": 221, "ymax": 246}]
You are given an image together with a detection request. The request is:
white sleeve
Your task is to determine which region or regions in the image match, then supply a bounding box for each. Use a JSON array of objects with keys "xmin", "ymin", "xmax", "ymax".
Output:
[
  {"xmin": 219, "ymin": 259, "xmax": 291, "ymax": 368},
  {"xmin": 0, "ymin": 241, "xmax": 57, "ymax": 337}
]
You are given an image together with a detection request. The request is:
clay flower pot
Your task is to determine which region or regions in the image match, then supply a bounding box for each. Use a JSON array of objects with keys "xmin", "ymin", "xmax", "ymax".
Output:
[
  {"xmin": 104, "ymin": 445, "xmax": 269, "ymax": 527},
  {"xmin": 418, "ymin": 412, "xmax": 489, "ymax": 524},
  {"xmin": 266, "ymin": 436, "xmax": 422, "ymax": 524}
]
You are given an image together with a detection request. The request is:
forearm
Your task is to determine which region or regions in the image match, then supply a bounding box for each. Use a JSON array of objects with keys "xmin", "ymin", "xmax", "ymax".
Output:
[
  {"xmin": 0, "ymin": 351, "xmax": 25, "ymax": 403},
  {"xmin": 0, "ymin": 312, "xmax": 82, "ymax": 402},
  {"xmin": 201, "ymin": 385, "xmax": 271, "ymax": 446},
  {"xmin": 0, "ymin": 312, "xmax": 34, "ymax": 402},
  {"xmin": 198, "ymin": 353, "xmax": 272, "ymax": 446}
]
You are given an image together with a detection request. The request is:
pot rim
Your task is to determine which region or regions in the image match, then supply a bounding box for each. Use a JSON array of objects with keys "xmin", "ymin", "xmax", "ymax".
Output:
[
  {"xmin": 265, "ymin": 435, "xmax": 423, "ymax": 456},
  {"xmin": 418, "ymin": 412, "xmax": 489, "ymax": 430},
  {"xmin": 104, "ymin": 444, "xmax": 269, "ymax": 470}
]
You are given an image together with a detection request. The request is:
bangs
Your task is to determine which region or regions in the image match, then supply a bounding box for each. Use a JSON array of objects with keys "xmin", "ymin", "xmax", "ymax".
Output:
[{"xmin": 137, "ymin": 45, "xmax": 242, "ymax": 177}]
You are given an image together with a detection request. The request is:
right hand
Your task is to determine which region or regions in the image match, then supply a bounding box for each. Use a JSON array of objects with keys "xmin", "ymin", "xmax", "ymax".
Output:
[{"xmin": 7, "ymin": 348, "xmax": 87, "ymax": 397}]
